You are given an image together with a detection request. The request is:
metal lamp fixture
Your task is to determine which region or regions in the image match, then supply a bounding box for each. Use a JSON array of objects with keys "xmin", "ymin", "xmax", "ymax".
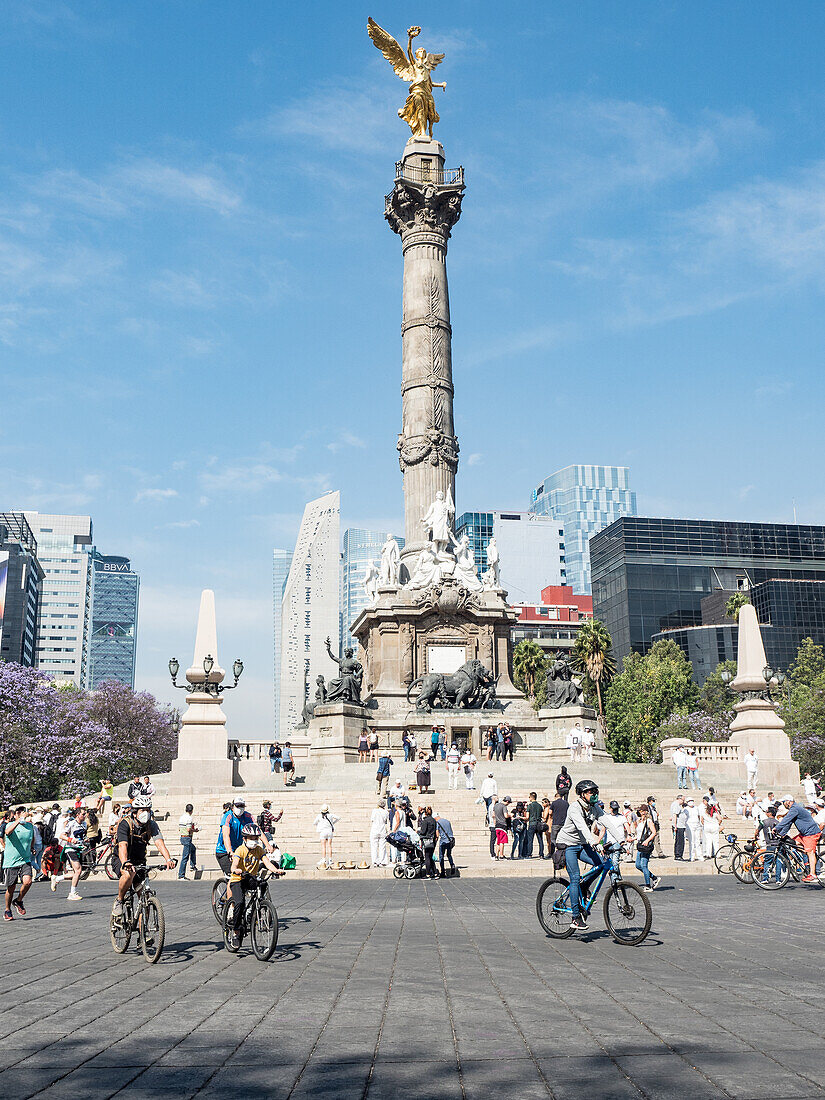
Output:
[
  {"xmin": 763, "ymin": 664, "xmax": 774, "ymax": 684},
  {"xmin": 203, "ymin": 654, "xmax": 215, "ymax": 676},
  {"xmin": 168, "ymin": 657, "xmax": 180, "ymax": 683},
  {"xmin": 720, "ymin": 668, "xmax": 733, "ymax": 685},
  {"xmin": 167, "ymin": 653, "xmax": 244, "ymax": 696}
]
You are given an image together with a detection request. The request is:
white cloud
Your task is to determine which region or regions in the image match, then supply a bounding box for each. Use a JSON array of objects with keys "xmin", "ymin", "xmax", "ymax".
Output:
[
  {"xmin": 135, "ymin": 488, "xmax": 178, "ymax": 503},
  {"xmin": 466, "ymin": 453, "xmax": 483, "ymax": 467},
  {"xmin": 326, "ymin": 432, "xmax": 367, "ymax": 453},
  {"xmin": 159, "ymin": 519, "xmax": 200, "ymax": 529},
  {"xmin": 260, "ymin": 85, "xmax": 399, "ymax": 153},
  {"xmin": 114, "ymin": 159, "xmax": 242, "ymax": 215}
]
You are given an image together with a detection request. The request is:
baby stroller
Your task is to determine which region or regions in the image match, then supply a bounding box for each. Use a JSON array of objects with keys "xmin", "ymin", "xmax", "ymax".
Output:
[{"xmin": 386, "ymin": 830, "xmax": 426, "ymax": 879}]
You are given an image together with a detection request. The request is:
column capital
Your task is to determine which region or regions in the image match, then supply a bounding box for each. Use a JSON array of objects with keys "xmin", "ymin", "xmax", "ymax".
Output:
[{"xmin": 385, "ymin": 178, "xmax": 464, "ymax": 239}]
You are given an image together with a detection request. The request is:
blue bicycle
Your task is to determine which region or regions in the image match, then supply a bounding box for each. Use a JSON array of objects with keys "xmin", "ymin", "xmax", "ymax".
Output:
[{"xmin": 536, "ymin": 848, "xmax": 652, "ymax": 945}]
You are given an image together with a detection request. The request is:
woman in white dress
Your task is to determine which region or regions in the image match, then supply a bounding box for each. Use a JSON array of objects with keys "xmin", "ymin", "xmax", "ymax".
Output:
[
  {"xmin": 370, "ymin": 800, "xmax": 389, "ymax": 867},
  {"xmin": 313, "ymin": 804, "xmax": 340, "ymax": 870},
  {"xmin": 700, "ymin": 796, "xmax": 722, "ymax": 859},
  {"xmin": 684, "ymin": 798, "xmax": 704, "ymax": 861}
]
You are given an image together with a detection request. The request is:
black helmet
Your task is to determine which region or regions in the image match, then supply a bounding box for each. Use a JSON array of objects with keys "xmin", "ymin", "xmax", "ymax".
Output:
[
  {"xmin": 575, "ymin": 779, "xmax": 599, "ymax": 797},
  {"xmin": 609, "ymin": 800, "xmax": 620, "ymax": 813}
]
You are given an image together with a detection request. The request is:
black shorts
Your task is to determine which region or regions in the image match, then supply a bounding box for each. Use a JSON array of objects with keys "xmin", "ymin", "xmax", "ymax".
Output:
[
  {"xmin": 4, "ymin": 864, "xmax": 32, "ymax": 888},
  {"xmin": 216, "ymin": 852, "xmax": 232, "ymax": 875},
  {"xmin": 282, "ymin": 761, "xmax": 294, "ymax": 772}
]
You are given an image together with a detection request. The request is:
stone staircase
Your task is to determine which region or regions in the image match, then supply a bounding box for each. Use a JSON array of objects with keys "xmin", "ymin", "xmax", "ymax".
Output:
[{"xmin": 98, "ymin": 757, "xmax": 773, "ymax": 880}]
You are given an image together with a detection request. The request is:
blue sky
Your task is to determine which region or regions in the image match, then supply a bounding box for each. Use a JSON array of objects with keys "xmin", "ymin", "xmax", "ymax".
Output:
[{"xmin": 3, "ymin": 2, "xmax": 824, "ymax": 731}]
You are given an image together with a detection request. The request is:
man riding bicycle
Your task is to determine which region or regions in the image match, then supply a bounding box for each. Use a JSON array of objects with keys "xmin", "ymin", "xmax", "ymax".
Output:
[
  {"xmin": 774, "ymin": 797, "xmax": 822, "ymax": 883},
  {"xmin": 215, "ymin": 798, "xmax": 274, "ymax": 875},
  {"xmin": 111, "ymin": 796, "xmax": 175, "ymax": 917},
  {"xmin": 554, "ymin": 779, "xmax": 607, "ymax": 932},
  {"xmin": 227, "ymin": 823, "xmax": 283, "ymax": 946}
]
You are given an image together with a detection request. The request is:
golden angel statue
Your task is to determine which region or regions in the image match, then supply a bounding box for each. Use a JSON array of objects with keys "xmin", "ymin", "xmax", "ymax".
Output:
[{"xmin": 367, "ymin": 19, "xmax": 445, "ymax": 140}]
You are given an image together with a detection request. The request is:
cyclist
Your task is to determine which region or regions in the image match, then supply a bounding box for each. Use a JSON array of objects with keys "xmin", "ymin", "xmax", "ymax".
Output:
[
  {"xmin": 111, "ymin": 796, "xmax": 175, "ymax": 917},
  {"xmin": 226, "ymin": 823, "xmax": 283, "ymax": 946},
  {"xmin": 774, "ymin": 797, "xmax": 822, "ymax": 883},
  {"xmin": 555, "ymin": 779, "xmax": 606, "ymax": 932},
  {"xmin": 215, "ymin": 798, "xmax": 274, "ymax": 875}
]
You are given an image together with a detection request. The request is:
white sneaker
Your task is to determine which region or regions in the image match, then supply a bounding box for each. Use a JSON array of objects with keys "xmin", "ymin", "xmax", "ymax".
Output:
[
  {"xmin": 50, "ymin": 875, "xmax": 62, "ymax": 892},
  {"xmin": 67, "ymin": 892, "xmax": 82, "ymax": 901}
]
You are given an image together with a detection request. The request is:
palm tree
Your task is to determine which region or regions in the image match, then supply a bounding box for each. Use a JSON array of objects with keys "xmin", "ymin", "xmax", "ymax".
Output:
[
  {"xmin": 572, "ymin": 619, "xmax": 616, "ymax": 720},
  {"xmin": 725, "ymin": 591, "xmax": 749, "ymax": 621},
  {"xmin": 512, "ymin": 639, "xmax": 547, "ymax": 702}
]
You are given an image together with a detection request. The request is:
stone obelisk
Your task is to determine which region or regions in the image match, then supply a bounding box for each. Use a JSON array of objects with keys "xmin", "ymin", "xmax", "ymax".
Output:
[{"xmin": 386, "ymin": 138, "xmax": 464, "ymax": 573}]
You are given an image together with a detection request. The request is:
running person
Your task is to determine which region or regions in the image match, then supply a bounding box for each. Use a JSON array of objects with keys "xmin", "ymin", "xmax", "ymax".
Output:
[
  {"xmin": 3, "ymin": 806, "xmax": 35, "ymax": 921},
  {"xmin": 554, "ymin": 779, "xmax": 606, "ymax": 932},
  {"xmin": 226, "ymin": 823, "xmax": 283, "ymax": 946},
  {"xmin": 53, "ymin": 807, "xmax": 87, "ymax": 901},
  {"xmin": 111, "ymin": 796, "xmax": 175, "ymax": 918}
]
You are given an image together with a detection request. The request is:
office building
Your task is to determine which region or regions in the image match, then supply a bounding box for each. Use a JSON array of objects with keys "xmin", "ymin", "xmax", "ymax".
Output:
[
  {"xmin": 511, "ymin": 585, "xmax": 593, "ymax": 657},
  {"xmin": 87, "ymin": 552, "xmax": 140, "ymax": 688},
  {"xmin": 278, "ymin": 491, "xmax": 340, "ymax": 737},
  {"xmin": 455, "ymin": 510, "xmax": 565, "ymax": 603},
  {"xmin": 0, "ymin": 513, "xmax": 44, "ymax": 667},
  {"xmin": 530, "ymin": 465, "xmax": 637, "ymax": 594},
  {"xmin": 24, "ymin": 513, "xmax": 93, "ymax": 685},
  {"xmin": 592, "ymin": 517, "xmax": 825, "ymax": 678},
  {"xmin": 272, "ymin": 549, "xmax": 293, "ymax": 738},
  {"xmin": 340, "ymin": 529, "xmax": 404, "ymax": 652}
]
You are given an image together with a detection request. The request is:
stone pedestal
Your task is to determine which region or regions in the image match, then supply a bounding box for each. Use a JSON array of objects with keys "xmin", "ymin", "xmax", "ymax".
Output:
[
  {"xmin": 307, "ymin": 702, "xmax": 372, "ymax": 763},
  {"xmin": 537, "ymin": 706, "xmax": 613, "ymax": 761}
]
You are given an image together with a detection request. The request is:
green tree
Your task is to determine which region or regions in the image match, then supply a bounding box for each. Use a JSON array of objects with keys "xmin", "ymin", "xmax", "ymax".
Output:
[
  {"xmin": 512, "ymin": 640, "xmax": 547, "ymax": 711},
  {"xmin": 725, "ymin": 591, "xmax": 749, "ymax": 621},
  {"xmin": 604, "ymin": 638, "xmax": 698, "ymax": 762},
  {"xmin": 572, "ymin": 619, "xmax": 616, "ymax": 720},
  {"xmin": 697, "ymin": 660, "xmax": 738, "ymax": 715},
  {"xmin": 778, "ymin": 638, "xmax": 825, "ymax": 776}
]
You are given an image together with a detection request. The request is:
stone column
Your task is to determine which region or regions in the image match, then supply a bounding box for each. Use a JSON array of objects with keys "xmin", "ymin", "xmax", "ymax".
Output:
[{"xmin": 385, "ymin": 138, "xmax": 464, "ymax": 572}]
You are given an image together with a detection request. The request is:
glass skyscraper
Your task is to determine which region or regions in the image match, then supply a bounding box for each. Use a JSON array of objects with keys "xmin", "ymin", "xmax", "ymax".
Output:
[
  {"xmin": 25, "ymin": 513, "xmax": 93, "ymax": 686},
  {"xmin": 530, "ymin": 465, "xmax": 637, "ymax": 594},
  {"xmin": 87, "ymin": 552, "xmax": 139, "ymax": 688},
  {"xmin": 0, "ymin": 513, "xmax": 43, "ymax": 667},
  {"xmin": 340, "ymin": 529, "xmax": 404, "ymax": 652},
  {"xmin": 272, "ymin": 548, "xmax": 293, "ymax": 738}
]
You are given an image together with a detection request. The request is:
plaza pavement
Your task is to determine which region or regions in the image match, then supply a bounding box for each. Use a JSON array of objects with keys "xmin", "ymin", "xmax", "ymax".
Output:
[{"xmin": 0, "ymin": 876, "xmax": 824, "ymax": 1099}]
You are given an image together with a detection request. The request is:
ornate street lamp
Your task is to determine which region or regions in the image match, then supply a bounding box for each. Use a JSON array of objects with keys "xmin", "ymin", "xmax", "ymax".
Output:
[
  {"xmin": 167, "ymin": 654, "xmax": 244, "ymax": 697},
  {"xmin": 720, "ymin": 668, "xmax": 733, "ymax": 685}
]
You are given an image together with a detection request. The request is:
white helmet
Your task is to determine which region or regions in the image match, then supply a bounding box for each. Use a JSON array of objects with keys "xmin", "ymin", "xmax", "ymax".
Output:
[{"xmin": 131, "ymin": 795, "xmax": 152, "ymax": 810}]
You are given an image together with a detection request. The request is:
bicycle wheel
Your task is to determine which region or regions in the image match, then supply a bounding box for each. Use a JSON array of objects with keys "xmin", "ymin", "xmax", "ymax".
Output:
[
  {"xmin": 211, "ymin": 878, "xmax": 228, "ymax": 925},
  {"xmin": 110, "ymin": 904, "xmax": 132, "ymax": 954},
  {"xmin": 251, "ymin": 897, "xmax": 279, "ymax": 961},
  {"xmin": 603, "ymin": 881, "xmax": 652, "ymax": 946},
  {"xmin": 536, "ymin": 877, "xmax": 575, "ymax": 938},
  {"xmin": 222, "ymin": 901, "xmax": 241, "ymax": 953},
  {"xmin": 80, "ymin": 848, "xmax": 95, "ymax": 881},
  {"xmin": 714, "ymin": 844, "xmax": 737, "ymax": 875},
  {"xmin": 731, "ymin": 850, "xmax": 755, "ymax": 885},
  {"xmin": 752, "ymin": 849, "xmax": 789, "ymax": 890},
  {"xmin": 103, "ymin": 850, "xmax": 118, "ymax": 881},
  {"xmin": 139, "ymin": 898, "xmax": 165, "ymax": 964}
]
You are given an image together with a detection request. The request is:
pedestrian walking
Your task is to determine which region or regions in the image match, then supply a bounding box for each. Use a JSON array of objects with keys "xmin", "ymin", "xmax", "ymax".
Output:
[
  {"xmin": 686, "ymin": 749, "xmax": 701, "ymax": 789},
  {"xmin": 480, "ymin": 772, "xmax": 497, "ymax": 814},
  {"xmin": 376, "ymin": 752, "xmax": 394, "ymax": 796},
  {"xmin": 700, "ymin": 796, "xmax": 722, "ymax": 859},
  {"xmin": 281, "ymin": 742, "xmax": 296, "ymax": 785},
  {"xmin": 671, "ymin": 795, "xmax": 686, "ymax": 860},
  {"xmin": 437, "ymin": 726, "xmax": 447, "ymax": 760},
  {"xmin": 461, "ymin": 747, "xmax": 477, "ymax": 789},
  {"xmin": 414, "ymin": 753, "xmax": 431, "ymax": 794},
  {"xmin": 493, "ymin": 797, "xmax": 511, "ymax": 860},
  {"xmin": 634, "ymin": 804, "xmax": 660, "ymax": 893},
  {"xmin": 418, "ymin": 807, "xmax": 438, "ymax": 878},
  {"xmin": 525, "ymin": 791, "xmax": 544, "ymax": 858},
  {"xmin": 435, "ymin": 812, "xmax": 456, "ymax": 876},
  {"xmin": 685, "ymin": 798, "xmax": 703, "ymax": 861},
  {"xmin": 446, "ymin": 743, "xmax": 461, "ymax": 789},
  {"xmin": 3, "ymin": 807, "xmax": 35, "ymax": 922},
  {"xmin": 370, "ymin": 800, "xmax": 389, "ymax": 866},
  {"xmin": 368, "ymin": 727, "xmax": 380, "ymax": 763},
  {"xmin": 803, "ymin": 772, "xmax": 817, "ymax": 803},
  {"xmin": 257, "ymin": 800, "xmax": 282, "ymax": 845},
  {"xmin": 178, "ymin": 803, "xmax": 199, "ymax": 879},
  {"xmin": 496, "ymin": 724, "xmax": 505, "ymax": 760},
  {"xmin": 313, "ymin": 805, "xmax": 339, "ymax": 870},
  {"xmin": 358, "ymin": 730, "xmax": 369, "ymax": 763},
  {"xmin": 672, "ymin": 746, "xmax": 688, "ymax": 789},
  {"xmin": 402, "ymin": 730, "xmax": 412, "ymax": 762},
  {"xmin": 487, "ymin": 798, "xmax": 498, "ymax": 860},
  {"xmin": 486, "ymin": 727, "xmax": 496, "ymax": 761},
  {"xmin": 430, "ymin": 725, "xmax": 440, "ymax": 760},
  {"xmin": 745, "ymin": 748, "xmax": 759, "ymax": 788},
  {"xmin": 555, "ymin": 767, "xmax": 572, "ymax": 799}
]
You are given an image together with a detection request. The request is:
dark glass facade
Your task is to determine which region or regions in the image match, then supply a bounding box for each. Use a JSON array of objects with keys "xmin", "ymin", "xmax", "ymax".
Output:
[
  {"xmin": 87, "ymin": 553, "xmax": 139, "ymax": 688},
  {"xmin": 592, "ymin": 518, "xmax": 825, "ymax": 672},
  {"xmin": 0, "ymin": 513, "xmax": 43, "ymax": 667}
]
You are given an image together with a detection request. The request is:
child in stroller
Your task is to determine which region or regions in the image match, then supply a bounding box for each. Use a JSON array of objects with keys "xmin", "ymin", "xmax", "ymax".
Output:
[{"xmin": 386, "ymin": 830, "xmax": 426, "ymax": 879}]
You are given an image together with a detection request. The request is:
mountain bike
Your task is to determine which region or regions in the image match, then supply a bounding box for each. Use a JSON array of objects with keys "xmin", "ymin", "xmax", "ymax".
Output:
[
  {"xmin": 222, "ymin": 871, "xmax": 283, "ymax": 960},
  {"xmin": 752, "ymin": 836, "xmax": 822, "ymax": 891},
  {"xmin": 536, "ymin": 846, "xmax": 652, "ymax": 945},
  {"xmin": 731, "ymin": 841, "xmax": 759, "ymax": 884},
  {"xmin": 714, "ymin": 833, "xmax": 747, "ymax": 875},
  {"xmin": 80, "ymin": 837, "xmax": 113, "ymax": 880},
  {"xmin": 109, "ymin": 862, "xmax": 175, "ymax": 964}
]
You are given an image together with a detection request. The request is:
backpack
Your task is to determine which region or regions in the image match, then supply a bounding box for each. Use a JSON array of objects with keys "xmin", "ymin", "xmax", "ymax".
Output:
[
  {"xmin": 40, "ymin": 814, "xmax": 57, "ymax": 847},
  {"xmin": 257, "ymin": 812, "xmax": 267, "ymax": 830}
]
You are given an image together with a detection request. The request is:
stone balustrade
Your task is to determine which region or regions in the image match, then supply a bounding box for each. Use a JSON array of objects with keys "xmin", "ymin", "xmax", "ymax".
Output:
[
  {"xmin": 660, "ymin": 737, "xmax": 740, "ymax": 765},
  {"xmin": 227, "ymin": 739, "xmax": 310, "ymax": 761}
]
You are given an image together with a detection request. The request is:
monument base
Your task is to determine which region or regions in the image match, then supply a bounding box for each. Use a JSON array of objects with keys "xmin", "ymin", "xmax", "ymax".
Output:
[
  {"xmin": 537, "ymin": 706, "xmax": 613, "ymax": 761},
  {"xmin": 167, "ymin": 755, "xmax": 234, "ymax": 797},
  {"xmin": 729, "ymin": 699, "xmax": 798, "ymax": 787},
  {"xmin": 307, "ymin": 702, "xmax": 372, "ymax": 763}
]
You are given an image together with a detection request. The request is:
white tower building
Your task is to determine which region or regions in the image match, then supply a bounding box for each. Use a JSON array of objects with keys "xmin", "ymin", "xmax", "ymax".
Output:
[{"xmin": 278, "ymin": 491, "xmax": 340, "ymax": 737}]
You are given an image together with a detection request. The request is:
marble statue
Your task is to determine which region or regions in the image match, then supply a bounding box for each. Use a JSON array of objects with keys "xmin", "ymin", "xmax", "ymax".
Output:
[
  {"xmin": 449, "ymin": 531, "xmax": 482, "ymax": 591},
  {"xmin": 325, "ymin": 636, "xmax": 364, "ymax": 704},
  {"xmin": 485, "ymin": 537, "xmax": 500, "ymax": 587},
  {"xmin": 406, "ymin": 540, "xmax": 442, "ymax": 590},
  {"xmin": 363, "ymin": 559, "xmax": 379, "ymax": 604},
  {"xmin": 315, "ymin": 675, "xmax": 327, "ymax": 707},
  {"xmin": 420, "ymin": 488, "xmax": 455, "ymax": 557},
  {"xmin": 379, "ymin": 534, "xmax": 401, "ymax": 586},
  {"xmin": 367, "ymin": 20, "xmax": 446, "ymax": 140},
  {"xmin": 545, "ymin": 654, "xmax": 585, "ymax": 709}
]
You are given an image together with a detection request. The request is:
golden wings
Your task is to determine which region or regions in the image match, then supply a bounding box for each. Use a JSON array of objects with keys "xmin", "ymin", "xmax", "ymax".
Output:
[{"xmin": 367, "ymin": 17, "xmax": 445, "ymax": 79}]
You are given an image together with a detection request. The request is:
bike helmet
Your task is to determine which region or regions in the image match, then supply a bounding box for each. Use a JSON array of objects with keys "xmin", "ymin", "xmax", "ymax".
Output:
[
  {"xmin": 241, "ymin": 822, "xmax": 262, "ymax": 841},
  {"xmin": 131, "ymin": 795, "xmax": 152, "ymax": 810},
  {"xmin": 609, "ymin": 800, "xmax": 620, "ymax": 813},
  {"xmin": 575, "ymin": 779, "xmax": 599, "ymax": 797}
]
